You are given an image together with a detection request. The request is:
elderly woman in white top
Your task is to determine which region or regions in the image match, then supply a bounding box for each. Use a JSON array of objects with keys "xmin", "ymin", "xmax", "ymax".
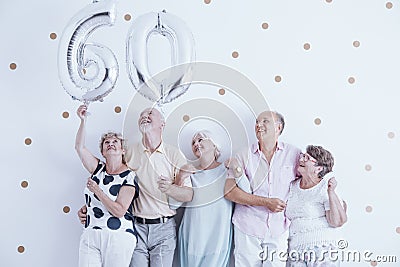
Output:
[{"xmin": 285, "ymin": 145, "xmax": 347, "ymax": 267}]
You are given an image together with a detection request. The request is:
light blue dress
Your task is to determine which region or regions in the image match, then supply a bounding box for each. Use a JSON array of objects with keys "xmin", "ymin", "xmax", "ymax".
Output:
[{"xmin": 178, "ymin": 164, "xmax": 233, "ymax": 267}]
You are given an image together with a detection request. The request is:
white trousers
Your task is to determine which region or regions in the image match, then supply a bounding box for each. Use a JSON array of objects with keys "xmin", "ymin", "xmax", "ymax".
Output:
[
  {"xmin": 79, "ymin": 229, "xmax": 137, "ymax": 267},
  {"xmin": 234, "ymin": 225, "xmax": 288, "ymax": 267}
]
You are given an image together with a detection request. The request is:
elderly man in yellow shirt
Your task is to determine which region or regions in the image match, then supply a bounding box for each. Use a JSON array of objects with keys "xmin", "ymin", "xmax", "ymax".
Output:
[{"xmin": 126, "ymin": 107, "xmax": 193, "ymax": 267}]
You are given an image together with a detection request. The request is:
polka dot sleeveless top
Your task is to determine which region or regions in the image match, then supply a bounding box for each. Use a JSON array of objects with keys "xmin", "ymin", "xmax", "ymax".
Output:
[{"xmin": 84, "ymin": 161, "xmax": 139, "ymax": 237}]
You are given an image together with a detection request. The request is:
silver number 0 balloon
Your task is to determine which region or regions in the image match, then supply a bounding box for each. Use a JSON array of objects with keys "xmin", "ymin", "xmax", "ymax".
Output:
[
  {"xmin": 58, "ymin": 0, "xmax": 119, "ymax": 103},
  {"xmin": 126, "ymin": 10, "xmax": 195, "ymax": 105}
]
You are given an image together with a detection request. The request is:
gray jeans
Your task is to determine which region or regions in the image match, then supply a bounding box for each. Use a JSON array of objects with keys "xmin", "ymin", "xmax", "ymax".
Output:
[{"xmin": 130, "ymin": 218, "xmax": 176, "ymax": 267}]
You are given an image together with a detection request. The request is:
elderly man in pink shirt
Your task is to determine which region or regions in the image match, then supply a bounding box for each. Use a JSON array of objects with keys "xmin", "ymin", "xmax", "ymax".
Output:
[{"xmin": 225, "ymin": 110, "xmax": 300, "ymax": 267}]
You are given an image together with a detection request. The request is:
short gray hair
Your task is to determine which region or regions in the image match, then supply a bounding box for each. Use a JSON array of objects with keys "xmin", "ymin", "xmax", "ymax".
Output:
[
  {"xmin": 306, "ymin": 145, "xmax": 334, "ymax": 178},
  {"xmin": 99, "ymin": 132, "xmax": 126, "ymax": 164},
  {"xmin": 192, "ymin": 130, "xmax": 221, "ymax": 160},
  {"xmin": 273, "ymin": 111, "xmax": 285, "ymax": 135}
]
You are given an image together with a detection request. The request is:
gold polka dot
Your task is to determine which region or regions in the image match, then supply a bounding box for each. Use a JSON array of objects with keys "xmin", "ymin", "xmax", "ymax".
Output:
[
  {"xmin": 114, "ymin": 106, "xmax": 122, "ymax": 113},
  {"xmin": 9, "ymin": 63, "xmax": 17, "ymax": 70},
  {"xmin": 204, "ymin": 0, "xmax": 211, "ymax": 4},
  {"xmin": 314, "ymin": 118, "xmax": 321, "ymax": 125},
  {"xmin": 365, "ymin": 164, "xmax": 372, "ymax": 171},
  {"xmin": 183, "ymin": 115, "xmax": 190, "ymax": 122},
  {"xmin": 371, "ymin": 261, "xmax": 378, "ymax": 266},
  {"xmin": 218, "ymin": 88, "xmax": 225, "ymax": 95},
  {"xmin": 274, "ymin": 75, "xmax": 282, "ymax": 83},
  {"xmin": 24, "ymin": 138, "xmax": 32, "ymax": 146},
  {"xmin": 21, "ymin": 181, "xmax": 28, "ymax": 188},
  {"xmin": 303, "ymin": 43, "xmax": 311, "ymax": 50},
  {"xmin": 232, "ymin": 51, "xmax": 239, "ymax": 58},
  {"xmin": 261, "ymin": 22, "xmax": 269, "ymax": 30},
  {"xmin": 326, "ymin": 0, "xmax": 332, "ymax": 3},
  {"xmin": 348, "ymin": 77, "xmax": 355, "ymax": 84},
  {"xmin": 62, "ymin": 111, "xmax": 69, "ymax": 119},
  {"xmin": 50, "ymin": 32, "xmax": 57, "ymax": 40},
  {"xmin": 353, "ymin": 40, "xmax": 360, "ymax": 48},
  {"xmin": 396, "ymin": 227, "xmax": 400, "ymax": 234},
  {"xmin": 386, "ymin": 2, "xmax": 393, "ymax": 9},
  {"xmin": 124, "ymin": 14, "xmax": 131, "ymax": 21},
  {"xmin": 388, "ymin": 132, "xmax": 395, "ymax": 139},
  {"xmin": 17, "ymin": 246, "xmax": 25, "ymax": 253},
  {"xmin": 366, "ymin": 206, "xmax": 373, "ymax": 213},
  {"xmin": 63, "ymin": 206, "xmax": 70, "ymax": 213},
  {"xmin": 82, "ymin": 68, "xmax": 87, "ymax": 75}
]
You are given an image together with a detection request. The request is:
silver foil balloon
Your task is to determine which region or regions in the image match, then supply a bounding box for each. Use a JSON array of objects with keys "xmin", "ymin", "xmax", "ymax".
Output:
[
  {"xmin": 126, "ymin": 10, "xmax": 195, "ymax": 105},
  {"xmin": 58, "ymin": 0, "xmax": 119, "ymax": 103}
]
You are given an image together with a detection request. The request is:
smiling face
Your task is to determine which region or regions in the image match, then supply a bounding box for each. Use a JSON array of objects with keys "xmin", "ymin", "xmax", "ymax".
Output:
[
  {"xmin": 99, "ymin": 132, "xmax": 125, "ymax": 161},
  {"xmin": 191, "ymin": 132, "xmax": 218, "ymax": 160},
  {"xmin": 138, "ymin": 108, "xmax": 165, "ymax": 134},
  {"xmin": 255, "ymin": 111, "xmax": 282, "ymax": 141},
  {"xmin": 297, "ymin": 152, "xmax": 322, "ymax": 179},
  {"xmin": 301, "ymin": 145, "xmax": 334, "ymax": 178}
]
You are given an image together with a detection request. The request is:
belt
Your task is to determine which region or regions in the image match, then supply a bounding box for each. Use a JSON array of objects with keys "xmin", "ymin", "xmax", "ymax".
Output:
[{"xmin": 135, "ymin": 216, "xmax": 174, "ymax": 224}]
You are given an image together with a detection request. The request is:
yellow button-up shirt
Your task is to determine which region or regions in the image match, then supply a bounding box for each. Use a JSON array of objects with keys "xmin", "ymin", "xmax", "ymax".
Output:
[{"xmin": 126, "ymin": 142, "xmax": 187, "ymax": 219}]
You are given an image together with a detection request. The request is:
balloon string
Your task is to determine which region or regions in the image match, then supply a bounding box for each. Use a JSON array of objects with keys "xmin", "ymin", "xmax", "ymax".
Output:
[
  {"xmin": 83, "ymin": 100, "xmax": 91, "ymax": 116},
  {"xmin": 160, "ymin": 84, "xmax": 164, "ymax": 102},
  {"xmin": 157, "ymin": 13, "xmax": 161, "ymax": 30}
]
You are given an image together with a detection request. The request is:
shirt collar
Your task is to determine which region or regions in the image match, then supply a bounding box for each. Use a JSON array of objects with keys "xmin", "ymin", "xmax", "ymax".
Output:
[
  {"xmin": 140, "ymin": 141, "xmax": 164, "ymax": 154},
  {"xmin": 252, "ymin": 141, "xmax": 284, "ymax": 154}
]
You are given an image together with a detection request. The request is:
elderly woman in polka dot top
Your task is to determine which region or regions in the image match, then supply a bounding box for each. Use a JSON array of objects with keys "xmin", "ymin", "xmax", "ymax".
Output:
[
  {"xmin": 75, "ymin": 105, "xmax": 139, "ymax": 267},
  {"xmin": 285, "ymin": 145, "xmax": 347, "ymax": 267}
]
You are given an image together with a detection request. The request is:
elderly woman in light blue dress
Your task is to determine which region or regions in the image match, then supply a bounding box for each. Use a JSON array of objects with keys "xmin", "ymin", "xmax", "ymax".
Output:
[{"xmin": 175, "ymin": 130, "xmax": 233, "ymax": 267}]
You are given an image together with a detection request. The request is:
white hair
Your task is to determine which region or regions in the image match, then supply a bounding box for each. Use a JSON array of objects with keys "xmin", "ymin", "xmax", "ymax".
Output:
[{"xmin": 192, "ymin": 130, "xmax": 221, "ymax": 160}]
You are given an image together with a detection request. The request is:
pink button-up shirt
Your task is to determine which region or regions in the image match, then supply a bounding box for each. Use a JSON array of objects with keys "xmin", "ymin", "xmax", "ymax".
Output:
[{"xmin": 232, "ymin": 141, "xmax": 300, "ymax": 239}]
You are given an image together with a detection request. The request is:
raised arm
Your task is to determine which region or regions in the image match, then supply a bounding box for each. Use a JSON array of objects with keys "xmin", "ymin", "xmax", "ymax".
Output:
[
  {"xmin": 325, "ymin": 177, "xmax": 347, "ymax": 227},
  {"xmin": 75, "ymin": 105, "xmax": 99, "ymax": 174}
]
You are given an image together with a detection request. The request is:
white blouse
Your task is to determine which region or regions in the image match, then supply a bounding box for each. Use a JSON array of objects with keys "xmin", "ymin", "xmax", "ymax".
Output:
[{"xmin": 285, "ymin": 175, "xmax": 341, "ymax": 250}]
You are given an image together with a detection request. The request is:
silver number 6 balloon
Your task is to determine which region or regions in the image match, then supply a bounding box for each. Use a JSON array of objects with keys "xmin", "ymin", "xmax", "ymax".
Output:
[
  {"xmin": 58, "ymin": 0, "xmax": 119, "ymax": 103},
  {"xmin": 126, "ymin": 10, "xmax": 195, "ymax": 105}
]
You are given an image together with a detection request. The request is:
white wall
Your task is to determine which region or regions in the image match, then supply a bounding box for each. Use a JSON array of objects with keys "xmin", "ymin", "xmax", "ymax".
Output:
[{"xmin": 1, "ymin": 0, "xmax": 399, "ymax": 266}]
